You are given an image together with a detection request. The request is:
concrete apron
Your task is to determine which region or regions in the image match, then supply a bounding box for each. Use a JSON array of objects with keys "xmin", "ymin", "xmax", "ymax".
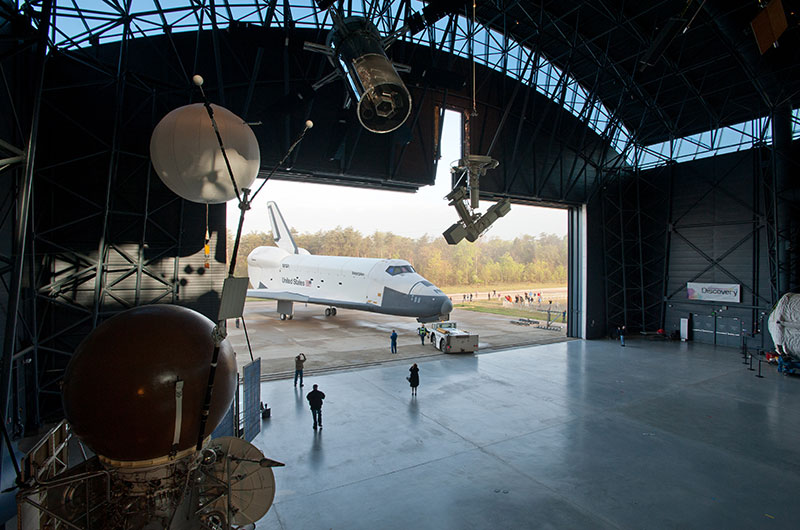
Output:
[{"xmin": 227, "ymin": 300, "xmax": 571, "ymax": 381}]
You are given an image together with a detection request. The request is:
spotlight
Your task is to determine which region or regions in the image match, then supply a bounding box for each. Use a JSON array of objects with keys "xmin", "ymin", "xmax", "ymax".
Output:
[
  {"xmin": 442, "ymin": 188, "xmax": 511, "ymax": 244},
  {"xmin": 442, "ymin": 155, "xmax": 510, "ymax": 244},
  {"xmin": 443, "ymin": 221, "xmax": 469, "ymax": 245}
]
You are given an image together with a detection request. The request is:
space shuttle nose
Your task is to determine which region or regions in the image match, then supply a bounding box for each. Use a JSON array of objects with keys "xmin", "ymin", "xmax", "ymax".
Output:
[{"xmin": 442, "ymin": 298, "xmax": 453, "ymax": 315}]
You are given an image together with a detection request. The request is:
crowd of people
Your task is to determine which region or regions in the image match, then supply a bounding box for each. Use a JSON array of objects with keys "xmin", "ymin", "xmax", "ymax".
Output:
[{"xmin": 457, "ymin": 289, "xmax": 545, "ymax": 302}]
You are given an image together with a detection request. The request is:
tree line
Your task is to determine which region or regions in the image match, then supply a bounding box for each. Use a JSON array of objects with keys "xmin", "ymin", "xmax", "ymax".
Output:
[{"xmin": 227, "ymin": 228, "xmax": 567, "ymax": 287}]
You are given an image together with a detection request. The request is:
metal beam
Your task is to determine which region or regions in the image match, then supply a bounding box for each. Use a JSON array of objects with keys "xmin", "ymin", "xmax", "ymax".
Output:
[{"xmin": 1, "ymin": 0, "xmax": 53, "ymax": 431}]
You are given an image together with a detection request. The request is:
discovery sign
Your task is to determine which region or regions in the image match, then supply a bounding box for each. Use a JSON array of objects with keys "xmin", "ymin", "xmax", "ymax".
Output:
[{"xmin": 687, "ymin": 282, "xmax": 740, "ymax": 303}]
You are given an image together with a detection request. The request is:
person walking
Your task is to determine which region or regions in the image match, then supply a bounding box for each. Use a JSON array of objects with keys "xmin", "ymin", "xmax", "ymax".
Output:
[
  {"xmin": 390, "ymin": 330, "xmax": 398, "ymax": 353},
  {"xmin": 408, "ymin": 363, "xmax": 419, "ymax": 396},
  {"xmin": 306, "ymin": 384, "xmax": 325, "ymax": 429},
  {"xmin": 418, "ymin": 325, "xmax": 428, "ymax": 345},
  {"xmin": 619, "ymin": 325, "xmax": 626, "ymax": 347},
  {"xmin": 294, "ymin": 353, "xmax": 306, "ymax": 387}
]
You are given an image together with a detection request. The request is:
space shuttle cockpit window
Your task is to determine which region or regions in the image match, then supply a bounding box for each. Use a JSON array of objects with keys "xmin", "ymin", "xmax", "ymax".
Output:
[{"xmin": 386, "ymin": 265, "xmax": 415, "ymax": 276}]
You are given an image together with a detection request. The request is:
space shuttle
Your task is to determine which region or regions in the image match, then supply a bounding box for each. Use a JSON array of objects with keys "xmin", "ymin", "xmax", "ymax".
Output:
[{"xmin": 246, "ymin": 202, "xmax": 453, "ymax": 323}]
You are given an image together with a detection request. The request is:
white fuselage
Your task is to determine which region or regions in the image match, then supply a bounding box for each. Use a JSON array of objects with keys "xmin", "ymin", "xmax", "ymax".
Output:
[{"xmin": 247, "ymin": 246, "xmax": 452, "ymax": 321}]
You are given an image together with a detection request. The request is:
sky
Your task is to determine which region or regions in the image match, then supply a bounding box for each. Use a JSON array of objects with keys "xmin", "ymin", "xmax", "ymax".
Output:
[{"xmin": 227, "ymin": 111, "xmax": 567, "ymax": 241}]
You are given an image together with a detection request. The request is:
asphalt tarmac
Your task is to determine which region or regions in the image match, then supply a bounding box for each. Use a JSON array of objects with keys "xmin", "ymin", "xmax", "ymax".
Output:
[{"xmin": 227, "ymin": 300, "xmax": 570, "ymax": 380}]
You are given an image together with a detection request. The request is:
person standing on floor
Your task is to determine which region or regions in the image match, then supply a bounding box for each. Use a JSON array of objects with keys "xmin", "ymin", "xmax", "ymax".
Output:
[
  {"xmin": 408, "ymin": 363, "xmax": 419, "ymax": 396},
  {"xmin": 306, "ymin": 384, "xmax": 325, "ymax": 429},
  {"xmin": 619, "ymin": 325, "xmax": 626, "ymax": 347},
  {"xmin": 418, "ymin": 325, "xmax": 428, "ymax": 345},
  {"xmin": 294, "ymin": 353, "xmax": 306, "ymax": 387},
  {"xmin": 390, "ymin": 329, "xmax": 398, "ymax": 353}
]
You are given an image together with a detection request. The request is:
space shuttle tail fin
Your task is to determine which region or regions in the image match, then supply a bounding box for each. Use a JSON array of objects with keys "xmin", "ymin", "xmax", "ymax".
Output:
[{"xmin": 267, "ymin": 201, "xmax": 299, "ymax": 254}]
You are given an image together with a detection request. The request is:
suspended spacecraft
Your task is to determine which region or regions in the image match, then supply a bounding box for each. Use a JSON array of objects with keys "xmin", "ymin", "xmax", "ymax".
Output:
[
  {"xmin": 305, "ymin": 0, "xmax": 468, "ymax": 133},
  {"xmin": 16, "ymin": 305, "xmax": 282, "ymax": 529},
  {"xmin": 304, "ymin": 14, "xmax": 411, "ymax": 134}
]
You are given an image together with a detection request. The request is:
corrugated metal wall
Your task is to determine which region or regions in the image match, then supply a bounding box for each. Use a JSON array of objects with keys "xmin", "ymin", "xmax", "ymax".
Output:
[
  {"xmin": 661, "ymin": 149, "xmax": 772, "ymax": 348},
  {"xmin": 590, "ymin": 139, "xmax": 799, "ymax": 349}
]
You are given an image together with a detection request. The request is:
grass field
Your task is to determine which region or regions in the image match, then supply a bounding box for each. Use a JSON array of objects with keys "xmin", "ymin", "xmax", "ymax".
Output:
[
  {"xmin": 440, "ymin": 283, "xmax": 566, "ymax": 295},
  {"xmin": 455, "ymin": 303, "xmax": 566, "ymax": 322},
  {"xmin": 453, "ymin": 291, "xmax": 567, "ymax": 321}
]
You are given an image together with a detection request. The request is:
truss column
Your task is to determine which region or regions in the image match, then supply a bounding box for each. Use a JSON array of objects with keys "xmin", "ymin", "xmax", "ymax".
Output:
[
  {"xmin": 24, "ymin": 192, "xmax": 40, "ymax": 430},
  {"xmin": 618, "ymin": 174, "xmax": 628, "ymax": 327},
  {"xmin": 752, "ymin": 146, "xmax": 762, "ymax": 332},
  {"xmin": 660, "ymin": 163, "xmax": 674, "ymax": 330},
  {"xmin": 634, "ymin": 167, "xmax": 646, "ymax": 332},
  {"xmin": 92, "ymin": 20, "xmax": 130, "ymax": 325},
  {"xmin": 601, "ymin": 172, "xmax": 627, "ymax": 335},
  {"xmin": 771, "ymin": 103, "xmax": 793, "ymax": 298},
  {"xmin": 1, "ymin": 0, "xmax": 53, "ymax": 428}
]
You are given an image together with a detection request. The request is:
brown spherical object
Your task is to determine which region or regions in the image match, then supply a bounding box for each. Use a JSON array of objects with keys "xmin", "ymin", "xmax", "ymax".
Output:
[{"xmin": 62, "ymin": 305, "xmax": 237, "ymax": 462}]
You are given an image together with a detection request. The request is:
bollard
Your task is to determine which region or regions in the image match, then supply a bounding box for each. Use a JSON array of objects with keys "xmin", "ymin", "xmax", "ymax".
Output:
[
  {"xmin": 748, "ymin": 354, "xmax": 755, "ymax": 371},
  {"xmin": 756, "ymin": 359, "xmax": 764, "ymax": 378}
]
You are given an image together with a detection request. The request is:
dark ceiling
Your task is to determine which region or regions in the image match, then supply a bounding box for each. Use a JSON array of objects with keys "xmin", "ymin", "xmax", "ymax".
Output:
[
  {"xmin": 473, "ymin": 0, "xmax": 800, "ymax": 145},
  {"xmin": 3, "ymin": 0, "xmax": 798, "ymax": 147}
]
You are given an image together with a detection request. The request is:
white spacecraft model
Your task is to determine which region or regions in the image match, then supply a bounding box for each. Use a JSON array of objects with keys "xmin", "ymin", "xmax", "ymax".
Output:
[{"xmin": 247, "ymin": 202, "xmax": 453, "ymax": 322}]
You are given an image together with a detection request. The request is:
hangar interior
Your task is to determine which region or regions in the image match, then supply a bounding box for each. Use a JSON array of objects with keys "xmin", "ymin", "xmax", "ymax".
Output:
[{"xmin": 0, "ymin": 0, "xmax": 799, "ymax": 528}]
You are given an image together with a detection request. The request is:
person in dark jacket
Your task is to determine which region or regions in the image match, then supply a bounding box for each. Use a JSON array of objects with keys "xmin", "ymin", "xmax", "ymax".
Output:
[
  {"xmin": 306, "ymin": 384, "xmax": 325, "ymax": 429},
  {"xmin": 294, "ymin": 353, "xmax": 306, "ymax": 387},
  {"xmin": 390, "ymin": 330, "xmax": 398, "ymax": 353},
  {"xmin": 408, "ymin": 363, "xmax": 419, "ymax": 396}
]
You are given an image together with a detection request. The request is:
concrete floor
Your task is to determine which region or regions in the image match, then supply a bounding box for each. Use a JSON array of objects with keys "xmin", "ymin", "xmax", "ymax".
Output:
[
  {"xmin": 228, "ymin": 300, "xmax": 568, "ymax": 379},
  {"xmin": 251, "ymin": 338, "xmax": 800, "ymax": 530}
]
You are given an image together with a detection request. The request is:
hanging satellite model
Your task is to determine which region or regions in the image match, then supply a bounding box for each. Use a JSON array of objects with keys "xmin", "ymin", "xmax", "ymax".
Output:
[
  {"xmin": 304, "ymin": 12, "xmax": 411, "ymax": 133},
  {"xmin": 149, "ymin": 80, "xmax": 261, "ymax": 204},
  {"xmin": 305, "ymin": 0, "xmax": 467, "ymax": 133}
]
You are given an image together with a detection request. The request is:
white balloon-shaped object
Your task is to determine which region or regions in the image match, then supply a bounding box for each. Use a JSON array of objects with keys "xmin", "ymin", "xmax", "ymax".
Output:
[{"xmin": 150, "ymin": 103, "xmax": 260, "ymax": 204}]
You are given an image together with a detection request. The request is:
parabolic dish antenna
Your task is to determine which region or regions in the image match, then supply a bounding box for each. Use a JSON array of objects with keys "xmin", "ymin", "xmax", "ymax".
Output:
[{"xmin": 199, "ymin": 436, "xmax": 278, "ymax": 525}]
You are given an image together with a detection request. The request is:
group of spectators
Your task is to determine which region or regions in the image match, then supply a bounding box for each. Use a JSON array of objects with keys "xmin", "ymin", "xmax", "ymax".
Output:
[{"xmin": 459, "ymin": 290, "xmax": 548, "ymax": 303}]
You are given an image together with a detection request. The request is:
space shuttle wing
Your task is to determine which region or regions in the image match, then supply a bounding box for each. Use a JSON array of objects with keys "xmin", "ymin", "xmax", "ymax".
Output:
[
  {"xmin": 266, "ymin": 201, "xmax": 299, "ymax": 254},
  {"xmin": 247, "ymin": 289, "xmax": 309, "ymax": 303},
  {"xmin": 247, "ymin": 289, "xmax": 376, "ymax": 313}
]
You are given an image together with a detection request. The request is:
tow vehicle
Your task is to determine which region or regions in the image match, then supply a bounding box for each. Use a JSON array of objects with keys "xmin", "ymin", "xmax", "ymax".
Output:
[{"xmin": 430, "ymin": 321, "xmax": 479, "ymax": 353}]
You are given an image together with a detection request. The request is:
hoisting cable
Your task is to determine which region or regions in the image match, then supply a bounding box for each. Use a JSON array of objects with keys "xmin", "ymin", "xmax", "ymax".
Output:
[
  {"xmin": 191, "ymin": 75, "xmax": 313, "ymax": 451},
  {"xmin": 248, "ymin": 120, "xmax": 314, "ymax": 203},
  {"xmin": 471, "ymin": 0, "xmax": 477, "ymax": 116},
  {"xmin": 194, "ymin": 74, "xmax": 242, "ymax": 204}
]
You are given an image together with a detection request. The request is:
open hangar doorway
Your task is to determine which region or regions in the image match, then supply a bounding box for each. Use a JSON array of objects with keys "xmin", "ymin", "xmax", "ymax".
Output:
[{"xmin": 228, "ymin": 110, "xmax": 569, "ymax": 340}]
